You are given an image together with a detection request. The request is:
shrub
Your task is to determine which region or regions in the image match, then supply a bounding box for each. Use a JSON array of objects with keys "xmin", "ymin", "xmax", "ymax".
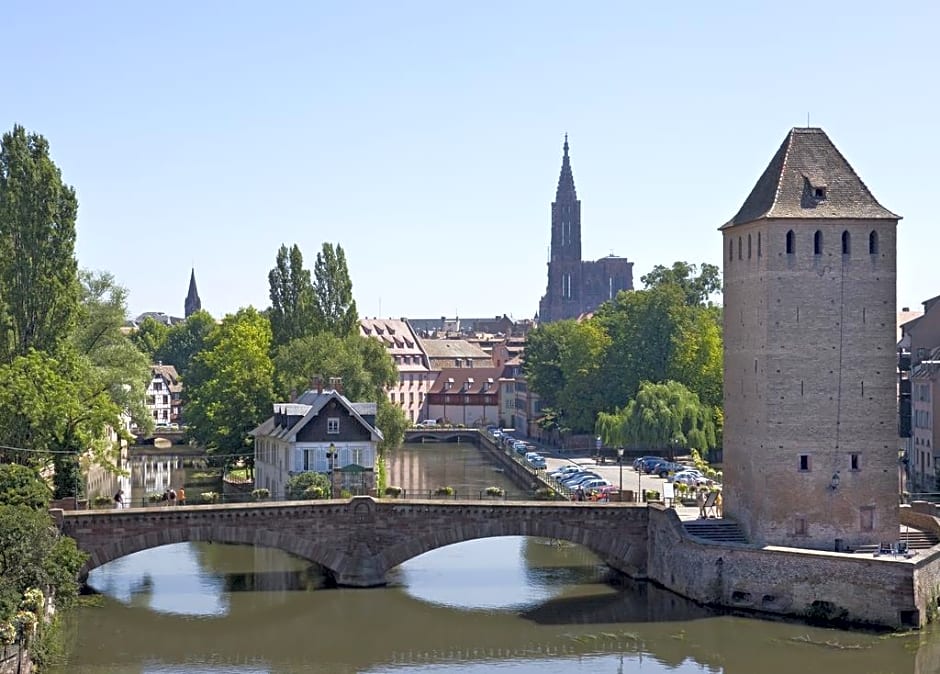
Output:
[
  {"xmin": 286, "ymin": 472, "xmax": 330, "ymax": 500},
  {"xmin": 384, "ymin": 486, "xmax": 403, "ymax": 497},
  {"xmin": 484, "ymin": 486, "xmax": 505, "ymax": 497},
  {"xmin": 91, "ymin": 495, "xmax": 113, "ymax": 508},
  {"xmin": 644, "ymin": 489, "xmax": 661, "ymax": 501},
  {"xmin": 434, "ymin": 486, "xmax": 454, "ymax": 497},
  {"xmin": 534, "ymin": 487, "xmax": 560, "ymax": 500},
  {"xmin": 301, "ymin": 485, "xmax": 327, "ymax": 500},
  {"xmin": 147, "ymin": 492, "xmax": 164, "ymax": 503},
  {"xmin": 0, "ymin": 621, "xmax": 15, "ymax": 646},
  {"xmin": 250, "ymin": 488, "xmax": 270, "ymax": 501},
  {"xmin": 200, "ymin": 491, "xmax": 219, "ymax": 504},
  {"xmin": 20, "ymin": 589, "xmax": 44, "ymax": 616}
]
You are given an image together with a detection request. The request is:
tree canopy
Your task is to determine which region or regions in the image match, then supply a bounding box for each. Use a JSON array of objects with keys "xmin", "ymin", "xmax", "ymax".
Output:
[
  {"xmin": 524, "ymin": 260, "xmax": 723, "ymax": 436},
  {"xmin": 312, "ymin": 242, "xmax": 358, "ymax": 337},
  {"xmin": 184, "ymin": 308, "xmax": 274, "ymax": 466},
  {"xmin": 268, "ymin": 243, "xmax": 316, "ymax": 347},
  {"xmin": 0, "ymin": 125, "xmax": 80, "ymax": 361}
]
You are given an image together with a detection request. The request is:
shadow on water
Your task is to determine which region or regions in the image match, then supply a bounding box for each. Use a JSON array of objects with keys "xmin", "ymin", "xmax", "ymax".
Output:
[{"xmin": 520, "ymin": 575, "xmax": 716, "ymax": 626}]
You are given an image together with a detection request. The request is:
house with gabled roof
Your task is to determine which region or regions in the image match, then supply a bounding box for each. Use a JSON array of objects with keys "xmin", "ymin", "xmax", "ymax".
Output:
[
  {"xmin": 147, "ymin": 363, "xmax": 182, "ymax": 426},
  {"xmin": 251, "ymin": 387, "xmax": 383, "ymax": 499}
]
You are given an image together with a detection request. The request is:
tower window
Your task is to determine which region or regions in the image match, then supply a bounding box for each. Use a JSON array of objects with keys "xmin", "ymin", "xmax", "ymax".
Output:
[
  {"xmin": 869, "ymin": 230, "xmax": 879, "ymax": 255},
  {"xmin": 842, "ymin": 230, "xmax": 851, "ymax": 255},
  {"xmin": 798, "ymin": 454, "xmax": 811, "ymax": 471},
  {"xmin": 737, "ymin": 237, "xmax": 742, "ymax": 260},
  {"xmin": 814, "ymin": 187, "xmax": 827, "ymax": 200},
  {"xmin": 814, "ymin": 230, "xmax": 823, "ymax": 255},
  {"xmin": 786, "ymin": 230, "xmax": 795, "ymax": 255},
  {"xmin": 747, "ymin": 234, "xmax": 752, "ymax": 259},
  {"xmin": 729, "ymin": 240, "xmax": 734, "ymax": 262},
  {"xmin": 850, "ymin": 453, "xmax": 860, "ymax": 471},
  {"xmin": 757, "ymin": 232, "xmax": 762, "ymax": 257}
]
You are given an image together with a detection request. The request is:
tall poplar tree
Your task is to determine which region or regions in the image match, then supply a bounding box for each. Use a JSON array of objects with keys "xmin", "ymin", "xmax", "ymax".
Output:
[
  {"xmin": 313, "ymin": 242, "xmax": 358, "ymax": 337},
  {"xmin": 0, "ymin": 125, "xmax": 79, "ymax": 361},
  {"xmin": 267, "ymin": 243, "xmax": 315, "ymax": 347}
]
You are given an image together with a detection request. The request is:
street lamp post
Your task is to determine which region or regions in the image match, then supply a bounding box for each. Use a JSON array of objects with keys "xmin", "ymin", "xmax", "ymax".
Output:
[
  {"xmin": 326, "ymin": 442, "xmax": 337, "ymax": 499},
  {"xmin": 617, "ymin": 447, "xmax": 624, "ymax": 501},
  {"xmin": 637, "ymin": 458, "xmax": 642, "ymax": 503}
]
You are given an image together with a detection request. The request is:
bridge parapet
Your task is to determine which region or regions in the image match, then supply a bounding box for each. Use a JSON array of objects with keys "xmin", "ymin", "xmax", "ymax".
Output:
[{"xmin": 59, "ymin": 497, "xmax": 649, "ymax": 587}]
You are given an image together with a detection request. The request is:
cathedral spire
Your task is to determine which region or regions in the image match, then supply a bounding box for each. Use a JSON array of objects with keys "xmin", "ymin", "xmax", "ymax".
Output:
[
  {"xmin": 556, "ymin": 134, "xmax": 577, "ymax": 202},
  {"xmin": 184, "ymin": 268, "xmax": 202, "ymax": 318}
]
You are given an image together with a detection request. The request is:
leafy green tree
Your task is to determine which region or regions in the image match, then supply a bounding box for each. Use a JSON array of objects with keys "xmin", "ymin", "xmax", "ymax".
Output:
[
  {"xmin": 640, "ymin": 261, "xmax": 720, "ymax": 306},
  {"xmin": 312, "ymin": 242, "xmax": 358, "ymax": 337},
  {"xmin": 156, "ymin": 310, "xmax": 215, "ymax": 379},
  {"xmin": 375, "ymin": 398, "xmax": 408, "ymax": 452},
  {"xmin": 185, "ymin": 308, "xmax": 274, "ymax": 467},
  {"xmin": 0, "ymin": 348, "xmax": 122, "ymax": 498},
  {"xmin": 130, "ymin": 315, "xmax": 170, "ymax": 359},
  {"xmin": 0, "ymin": 505, "xmax": 86, "ymax": 620},
  {"xmin": 0, "ymin": 125, "xmax": 80, "ymax": 361},
  {"xmin": 73, "ymin": 271, "xmax": 153, "ymax": 434},
  {"xmin": 268, "ymin": 244, "xmax": 316, "ymax": 347},
  {"xmin": 596, "ymin": 380, "xmax": 717, "ymax": 454},
  {"xmin": 523, "ymin": 319, "xmax": 610, "ymax": 434},
  {"xmin": 0, "ymin": 464, "xmax": 51, "ymax": 509}
]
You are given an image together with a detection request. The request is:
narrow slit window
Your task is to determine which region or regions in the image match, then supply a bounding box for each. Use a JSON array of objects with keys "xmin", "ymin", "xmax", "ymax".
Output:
[
  {"xmin": 799, "ymin": 454, "xmax": 810, "ymax": 471},
  {"xmin": 814, "ymin": 230, "xmax": 823, "ymax": 255},
  {"xmin": 786, "ymin": 230, "xmax": 795, "ymax": 255},
  {"xmin": 842, "ymin": 230, "xmax": 851, "ymax": 255},
  {"xmin": 869, "ymin": 230, "xmax": 879, "ymax": 254}
]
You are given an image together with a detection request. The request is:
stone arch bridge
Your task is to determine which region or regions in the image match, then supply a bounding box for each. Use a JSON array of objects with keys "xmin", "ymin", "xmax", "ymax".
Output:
[{"xmin": 55, "ymin": 497, "xmax": 649, "ymax": 587}]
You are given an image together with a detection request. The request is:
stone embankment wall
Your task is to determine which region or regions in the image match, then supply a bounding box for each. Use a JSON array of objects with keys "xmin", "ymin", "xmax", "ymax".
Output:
[
  {"xmin": 646, "ymin": 505, "xmax": 922, "ymax": 628},
  {"xmin": 0, "ymin": 644, "xmax": 31, "ymax": 674}
]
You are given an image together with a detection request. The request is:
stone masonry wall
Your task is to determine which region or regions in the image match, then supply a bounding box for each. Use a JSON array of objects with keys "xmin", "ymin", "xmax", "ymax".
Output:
[{"xmin": 646, "ymin": 506, "xmax": 920, "ymax": 628}]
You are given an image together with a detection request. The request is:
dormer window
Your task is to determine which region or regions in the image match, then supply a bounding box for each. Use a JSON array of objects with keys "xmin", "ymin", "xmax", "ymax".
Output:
[{"xmin": 814, "ymin": 186, "xmax": 827, "ymax": 200}]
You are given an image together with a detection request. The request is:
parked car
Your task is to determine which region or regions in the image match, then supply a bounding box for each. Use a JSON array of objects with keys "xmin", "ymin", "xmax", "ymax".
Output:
[
  {"xmin": 639, "ymin": 456, "xmax": 671, "ymax": 473},
  {"xmin": 672, "ymin": 469, "xmax": 712, "ymax": 487},
  {"xmin": 633, "ymin": 455, "xmax": 665, "ymax": 471},
  {"xmin": 577, "ymin": 478, "xmax": 612, "ymax": 491},
  {"xmin": 513, "ymin": 442, "xmax": 529, "ymax": 455},
  {"xmin": 525, "ymin": 453, "xmax": 547, "ymax": 469},
  {"xmin": 646, "ymin": 460, "xmax": 684, "ymax": 478},
  {"xmin": 563, "ymin": 472, "xmax": 603, "ymax": 488},
  {"xmin": 415, "ymin": 419, "xmax": 439, "ymax": 428},
  {"xmin": 549, "ymin": 465, "xmax": 582, "ymax": 479}
]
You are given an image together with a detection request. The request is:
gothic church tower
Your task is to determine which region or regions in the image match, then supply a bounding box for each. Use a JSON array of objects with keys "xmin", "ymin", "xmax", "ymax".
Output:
[
  {"xmin": 722, "ymin": 127, "xmax": 900, "ymax": 550},
  {"xmin": 539, "ymin": 135, "xmax": 583, "ymax": 323},
  {"xmin": 184, "ymin": 268, "xmax": 202, "ymax": 317}
]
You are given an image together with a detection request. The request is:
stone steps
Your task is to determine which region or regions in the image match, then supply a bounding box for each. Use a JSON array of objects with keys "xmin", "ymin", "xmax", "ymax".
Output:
[
  {"xmin": 683, "ymin": 518, "xmax": 748, "ymax": 544},
  {"xmin": 854, "ymin": 529, "xmax": 939, "ymax": 553}
]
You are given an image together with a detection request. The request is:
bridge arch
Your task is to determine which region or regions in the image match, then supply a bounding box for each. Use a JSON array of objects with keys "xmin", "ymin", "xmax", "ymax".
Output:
[{"xmin": 77, "ymin": 519, "xmax": 342, "ymax": 582}]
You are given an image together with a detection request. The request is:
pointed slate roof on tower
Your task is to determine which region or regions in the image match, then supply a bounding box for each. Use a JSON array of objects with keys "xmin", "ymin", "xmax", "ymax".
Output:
[
  {"xmin": 723, "ymin": 127, "xmax": 899, "ymax": 229},
  {"xmin": 555, "ymin": 134, "xmax": 578, "ymax": 202},
  {"xmin": 184, "ymin": 268, "xmax": 202, "ymax": 317}
]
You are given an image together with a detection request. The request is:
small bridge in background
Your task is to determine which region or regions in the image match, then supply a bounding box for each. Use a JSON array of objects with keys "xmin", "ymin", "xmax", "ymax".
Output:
[
  {"xmin": 404, "ymin": 428, "xmax": 481, "ymax": 443},
  {"xmin": 56, "ymin": 497, "xmax": 649, "ymax": 587}
]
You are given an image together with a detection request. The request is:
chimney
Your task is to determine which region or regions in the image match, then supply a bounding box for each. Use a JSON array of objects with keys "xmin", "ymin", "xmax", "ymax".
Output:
[
  {"xmin": 330, "ymin": 377, "xmax": 344, "ymax": 394},
  {"xmin": 313, "ymin": 376, "xmax": 323, "ymax": 394},
  {"xmin": 290, "ymin": 389, "xmax": 297, "ymax": 403}
]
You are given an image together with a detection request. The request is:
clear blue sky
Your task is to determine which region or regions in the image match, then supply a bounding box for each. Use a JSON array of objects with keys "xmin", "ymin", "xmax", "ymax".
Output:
[{"xmin": 4, "ymin": 2, "xmax": 937, "ymax": 321}]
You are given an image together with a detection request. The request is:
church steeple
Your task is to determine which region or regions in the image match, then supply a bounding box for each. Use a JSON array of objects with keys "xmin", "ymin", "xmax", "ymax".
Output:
[
  {"xmin": 184, "ymin": 268, "xmax": 202, "ymax": 318},
  {"xmin": 555, "ymin": 133, "xmax": 577, "ymax": 202}
]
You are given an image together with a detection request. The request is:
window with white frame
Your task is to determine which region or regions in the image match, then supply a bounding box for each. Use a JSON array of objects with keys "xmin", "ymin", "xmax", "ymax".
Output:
[{"xmin": 327, "ymin": 417, "xmax": 340, "ymax": 434}]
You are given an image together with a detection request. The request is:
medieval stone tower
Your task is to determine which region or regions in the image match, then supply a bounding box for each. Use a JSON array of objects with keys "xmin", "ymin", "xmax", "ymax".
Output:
[
  {"xmin": 538, "ymin": 136, "xmax": 633, "ymax": 323},
  {"xmin": 722, "ymin": 127, "xmax": 900, "ymax": 551}
]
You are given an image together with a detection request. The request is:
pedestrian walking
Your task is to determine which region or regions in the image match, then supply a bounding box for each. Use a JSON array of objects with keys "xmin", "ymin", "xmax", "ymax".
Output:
[
  {"xmin": 696, "ymin": 489, "xmax": 707, "ymax": 519},
  {"xmin": 114, "ymin": 489, "xmax": 125, "ymax": 509},
  {"xmin": 169, "ymin": 488, "xmax": 177, "ymax": 506},
  {"xmin": 178, "ymin": 487, "xmax": 186, "ymax": 505}
]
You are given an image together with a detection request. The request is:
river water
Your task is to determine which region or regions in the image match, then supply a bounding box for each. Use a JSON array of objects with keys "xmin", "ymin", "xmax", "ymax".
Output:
[{"xmin": 53, "ymin": 444, "xmax": 940, "ymax": 674}]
